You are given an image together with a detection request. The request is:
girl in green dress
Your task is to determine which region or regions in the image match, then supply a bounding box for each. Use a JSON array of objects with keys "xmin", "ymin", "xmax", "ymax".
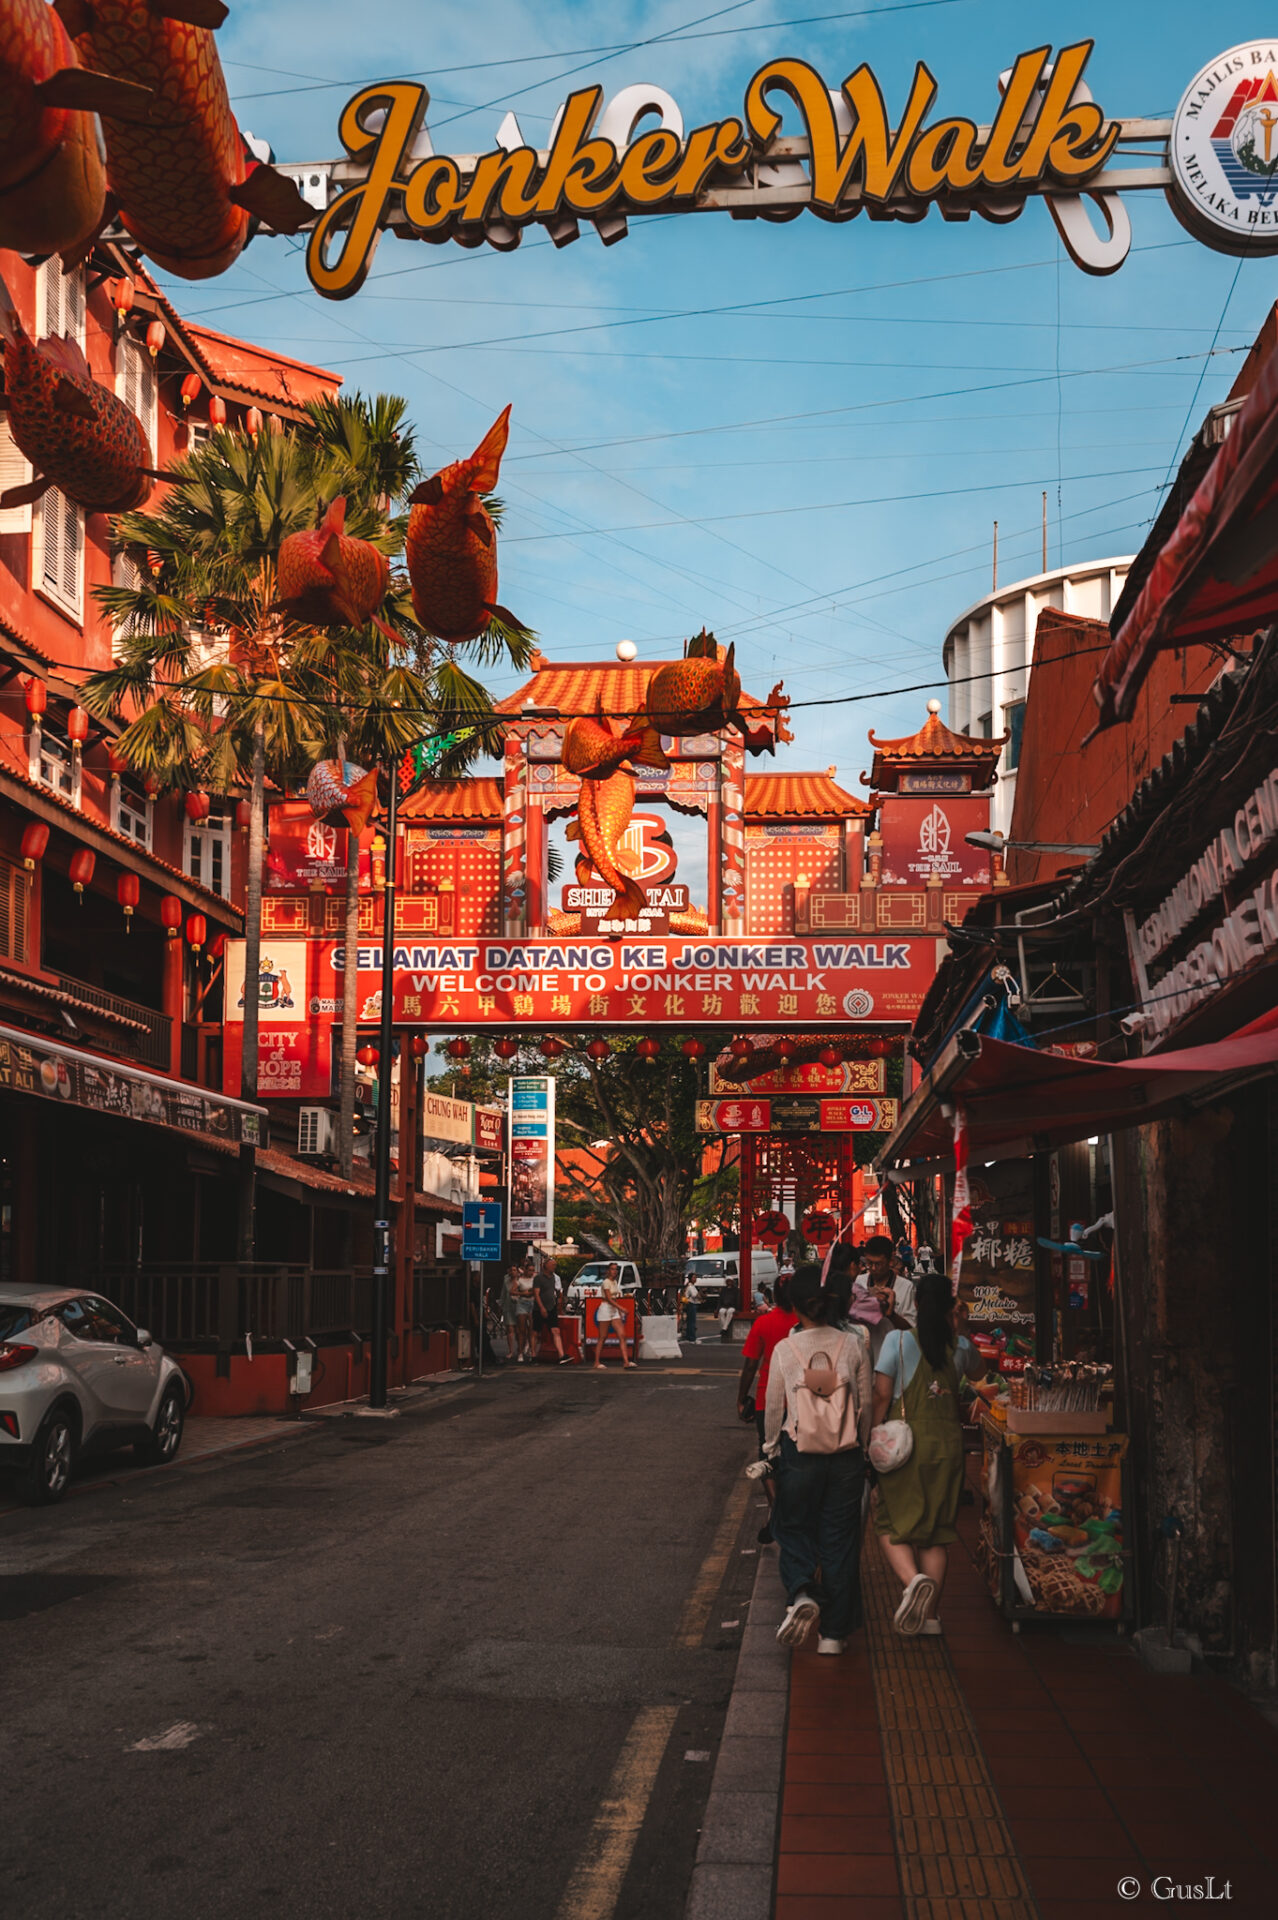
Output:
[{"xmin": 872, "ymin": 1271, "xmax": 983, "ymax": 1635}]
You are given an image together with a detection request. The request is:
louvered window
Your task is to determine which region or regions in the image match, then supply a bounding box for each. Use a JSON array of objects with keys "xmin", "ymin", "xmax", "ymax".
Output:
[
  {"xmin": 35, "ymin": 486, "xmax": 83, "ymax": 617},
  {"xmin": 0, "ymin": 857, "xmax": 29, "ymax": 964},
  {"xmin": 110, "ymin": 549, "xmax": 144, "ymax": 660},
  {"xmin": 32, "ymin": 261, "xmax": 86, "ymax": 617},
  {"xmin": 115, "ymin": 333, "xmax": 156, "ymax": 458},
  {"xmin": 36, "ymin": 258, "xmax": 85, "ymax": 346},
  {"xmin": 31, "ymin": 719, "xmax": 79, "ymax": 804},
  {"xmin": 0, "ymin": 418, "xmax": 33, "ymax": 537}
]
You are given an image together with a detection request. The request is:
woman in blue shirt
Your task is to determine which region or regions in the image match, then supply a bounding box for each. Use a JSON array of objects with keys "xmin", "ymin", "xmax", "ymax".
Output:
[{"xmin": 871, "ymin": 1270, "xmax": 982, "ymax": 1636}]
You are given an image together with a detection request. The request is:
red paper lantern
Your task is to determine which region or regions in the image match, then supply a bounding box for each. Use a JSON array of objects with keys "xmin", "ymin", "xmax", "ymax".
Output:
[
  {"xmin": 410, "ymin": 1035, "xmax": 429, "ymax": 1058},
  {"xmin": 180, "ymin": 373, "xmax": 202, "ymax": 410},
  {"xmin": 235, "ymin": 799, "xmax": 252, "ymax": 830},
  {"xmin": 729, "ymin": 1036, "xmax": 752, "ymax": 1058},
  {"xmin": 802, "ymin": 1210, "xmax": 837, "ymax": 1246},
  {"xmin": 446, "ymin": 1037, "xmax": 471, "ymax": 1060},
  {"xmin": 112, "ymin": 278, "xmax": 134, "ymax": 319},
  {"xmin": 185, "ymin": 913, "xmax": 206, "ymax": 952},
  {"xmin": 117, "ymin": 871, "xmax": 140, "ymax": 922},
  {"xmin": 753, "ymin": 1209, "xmax": 790, "ymax": 1242},
  {"xmin": 356, "ymin": 1045, "xmax": 379, "ymax": 1068},
  {"xmin": 776, "ymin": 1038, "xmax": 795, "ymax": 1061},
  {"xmin": 69, "ymin": 849, "xmax": 95, "ymax": 896},
  {"xmin": 145, "ymin": 319, "xmax": 166, "ymax": 359},
  {"xmin": 494, "ymin": 1037, "xmax": 519, "ymax": 1060},
  {"xmin": 66, "ymin": 706, "xmax": 89, "ymax": 746},
  {"xmin": 23, "ymin": 677, "xmax": 46, "ymax": 719},
  {"xmin": 160, "ymin": 895, "xmax": 182, "ymax": 937},
  {"xmin": 246, "ymin": 407, "xmax": 263, "ymax": 437},
  {"xmin": 269, "ymin": 413, "xmax": 283, "ymax": 435},
  {"xmin": 184, "ymin": 791, "xmax": 210, "ymax": 822},
  {"xmin": 20, "ymin": 822, "xmax": 49, "ymax": 871},
  {"xmin": 144, "ymin": 773, "xmax": 161, "ymax": 799},
  {"xmin": 586, "ymin": 1038, "xmax": 610, "ymax": 1061},
  {"xmin": 636, "ymin": 1037, "xmax": 660, "ymax": 1061},
  {"xmin": 819, "ymin": 1045, "xmax": 841, "ymax": 1069},
  {"xmin": 107, "ymin": 744, "xmax": 130, "ymax": 776},
  {"xmin": 208, "ymin": 395, "xmax": 227, "ymax": 427},
  {"xmin": 681, "ymin": 1037, "xmax": 706, "ymax": 1059},
  {"xmin": 210, "ymin": 933, "xmax": 227, "ymax": 960},
  {"xmin": 540, "ymin": 1036, "xmax": 566, "ymax": 1059}
]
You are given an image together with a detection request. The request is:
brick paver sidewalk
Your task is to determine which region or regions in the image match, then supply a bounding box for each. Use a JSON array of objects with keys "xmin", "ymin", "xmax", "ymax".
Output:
[{"xmin": 774, "ymin": 1494, "xmax": 1277, "ymax": 1918}]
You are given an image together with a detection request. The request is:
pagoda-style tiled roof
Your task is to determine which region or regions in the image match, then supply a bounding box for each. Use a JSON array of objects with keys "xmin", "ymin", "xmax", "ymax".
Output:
[
  {"xmin": 746, "ymin": 772, "xmax": 872, "ymax": 820},
  {"xmin": 496, "ymin": 652, "xmax": 788, "ymax": 751},
  {"xmin": 401, "ymin": 778, "xmax": 503, "ymax": 822},
  {"xmin": 864, "ymin": 700, "xmax": 1006, "ymax": 792}
]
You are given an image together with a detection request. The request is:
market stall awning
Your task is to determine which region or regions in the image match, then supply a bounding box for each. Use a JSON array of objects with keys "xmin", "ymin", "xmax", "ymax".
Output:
[
  {"xmin": 1091, "ymin": 346, "xmax": 1278, "ymax": 732},
  {"xmin": 877, "ymin": 1009, "xmax": 1278, "ymax": 1170}
]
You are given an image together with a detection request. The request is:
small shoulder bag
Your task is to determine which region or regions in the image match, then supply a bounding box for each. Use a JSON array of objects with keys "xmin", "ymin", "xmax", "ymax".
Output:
[{"xmin": 868, "ymin": 1339, "xmax": 915, "ymax": 1473}]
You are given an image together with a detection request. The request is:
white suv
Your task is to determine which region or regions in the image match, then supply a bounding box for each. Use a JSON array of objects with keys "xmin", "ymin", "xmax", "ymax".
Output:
[{"xmin": 0, "ymin": 1287, "xmax": 187, "ymax": 1505}]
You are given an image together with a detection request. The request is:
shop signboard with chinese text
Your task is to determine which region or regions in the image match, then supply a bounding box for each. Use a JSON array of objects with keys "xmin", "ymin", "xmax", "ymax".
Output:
[
  {"xmin": 959, "ymin": 1161, "xmax": 1037, "ymax": 1352},
  {"xmin": 981, "ymin": 1425, "xmax": 1128, "ymax": 1621},
  {"xmin": 709, "ymin": 1044, "xmax": 887, "ymax": 1097},
  {"xmin": 697, "ymin": 1096, "xmax": 898, "ymax": 1134},
  {"xmin": 265, "ymin": 801, "xmax": 370, "ymax": 894},
  {"xmin": 473, "ymin": 1106, "xmax": 505, "ymax": 1152},
  {"xmin": 421, "ymin": 1090, "xmax": 474, "ymax": 1147}
]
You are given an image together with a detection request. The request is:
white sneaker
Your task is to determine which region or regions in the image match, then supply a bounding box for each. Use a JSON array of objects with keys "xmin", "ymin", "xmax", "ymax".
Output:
[
  {"xmin": 817, "ymin": 1636, "xmax": 847, "ymax": 1655},
  {"xmin": 920, "ymin": 1619, "xmax": 943, "ymax": 1635},
  {"xmin": 776, "ymin": 1596, "xmax": 819, "ymax": 1648},
  {"xmin": 894, "ymin": 1574, "xmax": 938, "ymax": 1635}
]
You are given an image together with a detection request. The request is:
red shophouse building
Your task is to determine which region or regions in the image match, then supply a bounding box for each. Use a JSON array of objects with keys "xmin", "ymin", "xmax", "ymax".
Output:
[{"xmin": 0, "ymin": 243, "xmax": 467, "ymax": 1378}]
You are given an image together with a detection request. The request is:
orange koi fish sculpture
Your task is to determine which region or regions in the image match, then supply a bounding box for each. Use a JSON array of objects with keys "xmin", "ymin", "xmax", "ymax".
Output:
[
  {"xmin": 277, "ymin": 498, "xmax": 393, "ymax": 635},
  {"xmin": 562, "ymin": 712, "xmax": 667, "ymax": 924},
  {"xmin": 61, "ymin": 0, "xmax": 310, "ymax": 279},
  {"xmin": 306, "ymin": 759, "xmax": 379, "ymax": 838},
  {"xmin": 406, "ymin": 406, "xmax": 523, "ymax": 643},
  {"xmin": 0, "ymin": 311, "xmax": 152, "ymax": 514},
  {"xmin": 0, "ymin": 0, "xmax": 113, "ymax": 256},
  {"xmin": 645, "ymin": 630, "xmax": 789, "ymax": 753}
]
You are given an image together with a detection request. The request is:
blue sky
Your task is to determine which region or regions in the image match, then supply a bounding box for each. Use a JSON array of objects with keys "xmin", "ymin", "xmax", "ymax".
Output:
[{"xmin": 165, "ymin": 2, "xmax": 1278, "ymax": 788}]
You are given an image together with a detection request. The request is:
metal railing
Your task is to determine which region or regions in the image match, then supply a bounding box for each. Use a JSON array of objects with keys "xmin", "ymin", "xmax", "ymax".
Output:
[
  {"xmin": 95, "ymin": 1262, "xmax": 378, "ymax": 1348},
  {"xmin": 413, "ymin": 1264, "xmax": 470, "ymax": 1330},
  {"xmin": 57, "ymin": 973, "xmax": 172, "ymax": 1071}
]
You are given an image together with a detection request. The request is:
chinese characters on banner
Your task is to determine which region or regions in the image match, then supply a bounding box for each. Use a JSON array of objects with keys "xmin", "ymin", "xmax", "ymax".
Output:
[
  {"xmin": 265, "ymin": 801, "xmax": 372, "ymax": 893},
  {"xmin": 509, "ymin": 1075, "xmax": 554, "ymax": 1243},
  {"xmin": 696, "ymin": 1097, "xmax": 898, "ymax": 1134},
  {"xmin": 958, "ymin": 1160, "xmax": 1037, "ymax": 1341}
]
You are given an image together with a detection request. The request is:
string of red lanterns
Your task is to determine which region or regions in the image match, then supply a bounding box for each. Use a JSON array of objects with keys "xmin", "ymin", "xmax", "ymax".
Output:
[{"xmin": 494, "ymin": 1038, "xmax": 519, "ymax": 1060}]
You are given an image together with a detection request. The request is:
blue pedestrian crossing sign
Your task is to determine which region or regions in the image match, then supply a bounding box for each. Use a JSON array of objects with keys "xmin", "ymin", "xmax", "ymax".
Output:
[{"xmin": 462, "ymin": 1201, "xmax": 503, "ymax": 1262}]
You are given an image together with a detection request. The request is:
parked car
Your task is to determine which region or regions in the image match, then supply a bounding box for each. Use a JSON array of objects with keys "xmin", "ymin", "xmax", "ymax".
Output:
[
  {"xmin": 683, "ymin": 1251, "xmax": 779, "ymax": 1305},
  {"xmin": 0, "ymin": 1288, "xmax": 188, "ymax": 1506},
  {"xmin": 565, "ymin": 1260, "xmax": 643, "ymax": 1309}
]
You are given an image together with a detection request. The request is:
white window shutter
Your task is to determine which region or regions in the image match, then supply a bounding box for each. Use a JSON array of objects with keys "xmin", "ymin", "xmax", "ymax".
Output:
[
  {"xmin": 0, "ymin": 418, "xmax": 32, "ymax": 535},
  {"xmin": 36, "ymin": 260, "xmax": 85, "ymax": 345},
  {"xmin": 37, "ymin": 488, "xmax": 83, "ymax": 617}
]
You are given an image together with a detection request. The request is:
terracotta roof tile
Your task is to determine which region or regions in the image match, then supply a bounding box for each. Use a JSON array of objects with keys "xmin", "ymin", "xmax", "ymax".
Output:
[
  {"xmin": 745, "ymin": 773, "xmax": 872, "ymax": 820},
  {"xmin": 401, "ymin": 778, "xmax": 503, "ymax": 822},
  {"xmin": 865, "ymin": 702, "xmax": 1006, "ymax": 792},
  {"xmin": 183, "ymin": 324, "xmax": 343, "ymax": 410},
  {"xmin": 495, "ymin": 656, "xmax": 786, "ymax": 749}
]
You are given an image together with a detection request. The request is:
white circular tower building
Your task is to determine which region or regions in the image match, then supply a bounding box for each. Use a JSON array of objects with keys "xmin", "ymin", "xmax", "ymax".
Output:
[{"xmin": 943, "ymin": 556, "xmax": 1133, "ymax": 836}]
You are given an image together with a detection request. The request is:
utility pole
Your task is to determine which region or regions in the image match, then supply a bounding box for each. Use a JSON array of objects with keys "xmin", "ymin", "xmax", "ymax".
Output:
[
  {"xmin": 992, "ymin": 520, "xmax": 998, "ymax": 591},
  {"xmin": 1042, "ymin": 490, "xmax": 1048, "ymax": 573},
  {"xmin": 369, "ymin": 770, "xmax": 399, "ymax": 1409}
]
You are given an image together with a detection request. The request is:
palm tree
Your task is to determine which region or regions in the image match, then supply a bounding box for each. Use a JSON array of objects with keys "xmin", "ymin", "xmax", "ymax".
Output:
[
  {"xmin": 83, "ymin": 399, "xmax": 535, "ymax": 1227},
  {"xmin": 82, "ymin": 418, "xmax": 428, "ymax": 1246}
]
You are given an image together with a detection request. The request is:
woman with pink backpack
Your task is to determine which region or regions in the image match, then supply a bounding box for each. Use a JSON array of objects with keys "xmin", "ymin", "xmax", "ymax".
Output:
[{"xmin": 763, "ymin": 1266, "xmax": 873, "ymax": 1654}]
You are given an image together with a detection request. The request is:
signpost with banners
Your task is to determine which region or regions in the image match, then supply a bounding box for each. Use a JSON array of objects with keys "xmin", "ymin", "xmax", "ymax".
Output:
[{"xmin": 509, "ymin": 1076, "xmax": 555, "ymax": 1243}]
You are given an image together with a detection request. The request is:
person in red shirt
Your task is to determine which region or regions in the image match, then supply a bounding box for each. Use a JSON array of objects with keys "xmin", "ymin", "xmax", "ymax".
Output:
[{"xmin": 737, "ymin": 1276, "xmax": 797, "ymax": 1543}]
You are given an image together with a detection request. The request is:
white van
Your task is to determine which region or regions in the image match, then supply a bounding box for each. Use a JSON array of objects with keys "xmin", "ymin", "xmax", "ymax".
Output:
[{"xmin": 683, "ymin": 1251, "xmax": 778, "ymax": 1305}]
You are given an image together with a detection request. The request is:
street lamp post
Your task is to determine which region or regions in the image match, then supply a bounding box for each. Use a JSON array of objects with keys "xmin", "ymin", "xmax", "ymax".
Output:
[
  {"xmin": 965, "ymin": 829, "xmax": 1099, "ymax": 858},
  {"xmin": 370, "ymin": 769, "xmax": 399, "ymax": 1409}
]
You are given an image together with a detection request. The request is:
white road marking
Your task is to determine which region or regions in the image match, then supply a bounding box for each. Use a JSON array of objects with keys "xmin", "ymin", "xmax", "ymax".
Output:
[{"xmin": 128, "ymin": 1721, "xmax": 200, "ymax": 1752}]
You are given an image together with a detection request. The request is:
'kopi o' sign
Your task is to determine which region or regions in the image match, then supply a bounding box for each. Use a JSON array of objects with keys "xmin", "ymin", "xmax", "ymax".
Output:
[{"xmin": 291, "ymin": 39, "xmax": 1278, "ymax": 298}]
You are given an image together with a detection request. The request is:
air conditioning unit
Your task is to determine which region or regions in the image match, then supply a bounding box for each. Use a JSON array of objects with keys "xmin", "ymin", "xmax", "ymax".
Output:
[{"xmin": 298, "ymin": 1107, "xmax": 339, "ymax": 1157}]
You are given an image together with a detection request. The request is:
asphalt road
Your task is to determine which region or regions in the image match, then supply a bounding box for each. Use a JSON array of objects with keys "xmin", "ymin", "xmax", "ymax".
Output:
[{"xmin": 1, "ymin": 1344, "xmax": 763, "ymax": 1920}]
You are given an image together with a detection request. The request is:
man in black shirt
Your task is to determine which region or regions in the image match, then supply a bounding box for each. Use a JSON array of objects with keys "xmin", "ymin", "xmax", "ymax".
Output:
[{"xmin": 533, "ymin": 1256, "xmax": 571, "ymax": 1365}]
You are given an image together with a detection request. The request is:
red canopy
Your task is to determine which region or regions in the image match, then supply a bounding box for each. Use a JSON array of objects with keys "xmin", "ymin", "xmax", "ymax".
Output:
[
  {"xmin": 1091, "ymin": 347, "xmax": 1278, "ymax": 732},
  {"xmin": 878, "ymin": 1008, "xmax": 1278, "ymax": 1169}
]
